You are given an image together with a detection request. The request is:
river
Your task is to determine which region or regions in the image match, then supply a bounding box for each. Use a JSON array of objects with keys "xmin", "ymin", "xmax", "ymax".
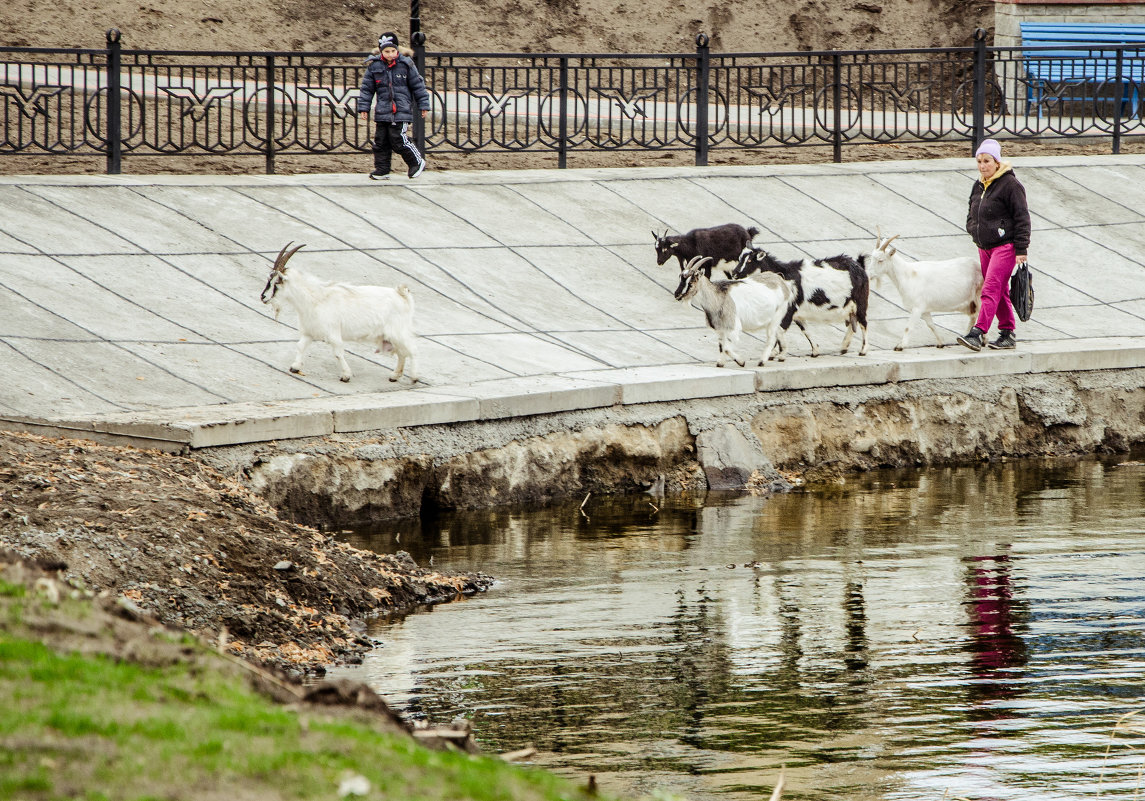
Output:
[{"xmin": 335, "ymin": 455, "xmax": 1145, "ymax": 801}]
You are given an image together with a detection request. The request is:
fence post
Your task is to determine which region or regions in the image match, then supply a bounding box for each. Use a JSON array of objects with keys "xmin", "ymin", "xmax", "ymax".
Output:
[
  {"xmin": 972, "ymin": 27, "xmax": 987, "ymax": 153},
  {"xmin": 558, "ymin": 56, "xmax": 569, "ymax": 169},
  {"xmin": 105, "ymin": 28, "xmax": 122, "ymax": 175},
  {"xmin": 409, "ymin": 0, "xmax": 420, "ymax": 40},
  {"xmin": 413, "ymin": 31, "xmax": 427, "ymax": 156},
  {"xmin": 1113, "ymin": 47, "xmax": 1124, "ymax": 155},
  {"xmin": 265, "ymin": 54, "xmax": 276, "ymax": 174},
  {"xmin": 832, "ymin": 52, "xmax": 842, "ymax": 163},
  {"xmin": 695, "ymin": 33, "xmax": 710, "ymax": 167}
]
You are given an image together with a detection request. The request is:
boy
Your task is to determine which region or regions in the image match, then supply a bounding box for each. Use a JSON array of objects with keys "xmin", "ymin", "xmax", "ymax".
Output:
[{"xmin": 357, "ymin": 32, "xmax": 430, "ymax": 180}]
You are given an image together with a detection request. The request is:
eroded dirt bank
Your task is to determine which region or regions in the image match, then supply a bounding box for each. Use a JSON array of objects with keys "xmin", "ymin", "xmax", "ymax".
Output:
[
  {"xmin": 205, "ymin": 369, "xmax": 1145, "ymax": 529},
  {"xmin": 0, "ymin": 430, "xmax": 492, "ymax": 674}
]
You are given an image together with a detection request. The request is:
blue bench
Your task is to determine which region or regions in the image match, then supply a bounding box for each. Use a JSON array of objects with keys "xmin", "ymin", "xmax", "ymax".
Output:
[{"xmin": 1020, "ymin": 22, "xmax": 1145, "ymax": 118}]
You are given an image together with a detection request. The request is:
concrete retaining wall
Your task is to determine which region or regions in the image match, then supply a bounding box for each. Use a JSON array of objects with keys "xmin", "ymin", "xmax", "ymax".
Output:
[{"xmin": 204, "ymin": 368, "xmax": 1145, "ymax": 529}]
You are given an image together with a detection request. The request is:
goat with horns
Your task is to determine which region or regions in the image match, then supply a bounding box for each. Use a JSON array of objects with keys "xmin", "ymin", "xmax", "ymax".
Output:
[{"xmin": 260, "ymin": 243, "xmax": 419, "ymax": 384}]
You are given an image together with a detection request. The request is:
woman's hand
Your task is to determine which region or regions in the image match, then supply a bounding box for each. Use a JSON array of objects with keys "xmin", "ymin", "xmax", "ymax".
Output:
[{"xmin": 1016, "ymin": 254, "xmax": 1028, "ymax": 265}]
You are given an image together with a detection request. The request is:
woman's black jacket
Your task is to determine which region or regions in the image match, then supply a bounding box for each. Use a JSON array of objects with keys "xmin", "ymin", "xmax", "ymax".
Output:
[{"xmin": 966, "ymin": 167, "xmax": 1031, "ymax": 256}]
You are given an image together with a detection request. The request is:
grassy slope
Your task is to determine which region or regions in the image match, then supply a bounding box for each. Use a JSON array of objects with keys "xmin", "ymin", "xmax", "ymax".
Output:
[{"xmin": 0, "ymin": 575, "xmax": 602, "ymax": 801}]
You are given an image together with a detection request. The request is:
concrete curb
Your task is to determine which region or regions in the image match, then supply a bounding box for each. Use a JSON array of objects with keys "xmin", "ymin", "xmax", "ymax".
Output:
[{"xmin": 7, "ymin": 337, "xmax": 1141, "ymax": 450}]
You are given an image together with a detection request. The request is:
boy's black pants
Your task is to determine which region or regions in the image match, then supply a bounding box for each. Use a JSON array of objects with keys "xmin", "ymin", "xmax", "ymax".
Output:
[{"xmin": 372, "ymin": 121, "xmax": 424, "ymax": 175}]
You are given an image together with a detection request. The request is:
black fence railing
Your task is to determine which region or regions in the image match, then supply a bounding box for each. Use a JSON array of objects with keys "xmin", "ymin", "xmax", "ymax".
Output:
[{"xmin": 2, "ymin": 28, "xmax": 1142, "ymax": 173}]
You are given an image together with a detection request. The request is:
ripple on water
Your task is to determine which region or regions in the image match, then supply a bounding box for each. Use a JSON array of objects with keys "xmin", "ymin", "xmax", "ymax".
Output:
[{"xmin": 334, "ymin": 456, "xmax": 1145, "ymax": 801}]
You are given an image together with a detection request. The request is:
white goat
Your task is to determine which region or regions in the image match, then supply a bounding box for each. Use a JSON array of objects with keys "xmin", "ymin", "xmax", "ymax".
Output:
[
  {"xmin": 674, "ymin": 255, "xmax": 796, "ymax": 367},
  {"xmin": 259, "ymin": 242, "xmax": 418, "ymax": 383},
  {"xmin": 865, "ymin": 230, "xmax": 982, "ymax": 350}
]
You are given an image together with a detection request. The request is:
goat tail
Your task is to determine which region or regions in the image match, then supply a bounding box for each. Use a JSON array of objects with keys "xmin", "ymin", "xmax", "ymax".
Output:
[
  {"xmin": 747, "ymin": 226, "xmax": 760, "ymax": 239},
  {"xmin": 397, "ymin": 284, "xmax": 413, "ymax": 305}
]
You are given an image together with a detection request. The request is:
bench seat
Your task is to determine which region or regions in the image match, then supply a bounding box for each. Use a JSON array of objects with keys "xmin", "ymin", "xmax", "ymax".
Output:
[{"xmin": 1020, "ymin": 22, "xmax": 1145, "ymax": 117}]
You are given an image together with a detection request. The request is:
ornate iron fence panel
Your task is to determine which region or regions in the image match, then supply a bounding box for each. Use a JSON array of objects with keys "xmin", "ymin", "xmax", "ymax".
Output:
[
  {"xmin": 0, "ymin": 47, "xmax": 109, "ymax": 155},
  {"xmin": 986, "ymin": 44, "xmax": 1145, "ymax": 142},
  {"xmin": 419, "ymin": 53, "xmax": 702, "ymax": 154},
  {"xmin": 1, "ymin": 29, "xmax": 1143, "ymax": 173}
]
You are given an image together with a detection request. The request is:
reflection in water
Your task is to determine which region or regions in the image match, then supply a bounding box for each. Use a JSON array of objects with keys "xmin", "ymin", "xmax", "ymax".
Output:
[
  {"xmin": 964, "ymin": 551, "xmax": 1029, "ymax": 716},
  {"xmin": 334, "ymin": 456, "xmax": 1145, "ymax": 801}
]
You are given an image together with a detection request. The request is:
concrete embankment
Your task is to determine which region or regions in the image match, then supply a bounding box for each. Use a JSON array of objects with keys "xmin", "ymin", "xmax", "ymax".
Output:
[
  {"xmin": 3, "ymin": 157, "xmax": 1145, "ymax": 524},
  {"xmin": 200, "ymin": 364, "xmax": 1145, "ymax": 528}
]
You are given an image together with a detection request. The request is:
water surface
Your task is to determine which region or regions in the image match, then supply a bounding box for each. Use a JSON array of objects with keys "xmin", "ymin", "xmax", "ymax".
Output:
[{"xmin": 335, "ymin": 457, "xmax": 1145, "ymax": 801}]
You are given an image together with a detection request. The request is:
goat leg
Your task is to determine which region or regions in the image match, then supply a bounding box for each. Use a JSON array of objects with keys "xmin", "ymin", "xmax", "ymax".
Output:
[
  {"xmin": 290, "ymin": 335, "xmax": 313, "ymax": 374},
  {"xmin": 329, "ymin": 336, "xmax": 353, "ymax": 382},
  {"xmin": 921, "ymin": 311, "xmax": 946, "ymax": 348},
  {"xmin": 390, "ymin": 353, "xmax": 405, "ymax": 382},
  {"xmin": 897, "ymin": 308, "xmax": 924, "ymax": 351},
  {"xmin": 795, "ymin": 321, "xmax": 819, "ymax": 357}
]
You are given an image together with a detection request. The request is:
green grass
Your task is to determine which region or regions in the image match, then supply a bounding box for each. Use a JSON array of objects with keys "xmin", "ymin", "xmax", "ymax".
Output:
[{"xmin": 0, "ymin": 629, "xmax": 603, "ymax": 801}]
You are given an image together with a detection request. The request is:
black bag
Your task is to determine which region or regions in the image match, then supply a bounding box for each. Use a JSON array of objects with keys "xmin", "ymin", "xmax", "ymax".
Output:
[{"xmin": 1009, "ymin": 261, "xmax": 1034, "ymax": 322}]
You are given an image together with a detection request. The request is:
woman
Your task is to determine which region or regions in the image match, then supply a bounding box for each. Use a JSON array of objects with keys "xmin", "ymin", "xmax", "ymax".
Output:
[{"xmin": 958, "ymin": 138, "xmax": 1031, "ymax": 351}]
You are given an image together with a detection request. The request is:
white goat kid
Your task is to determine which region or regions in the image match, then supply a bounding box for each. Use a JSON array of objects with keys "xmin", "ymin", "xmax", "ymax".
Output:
[
  {"xmin": 866, "ymin": 230, "xmax": 982, "ymax": 351},
  {"xmin": 260, "ymin": 243, "xmax": 418, "ymax": 383},
  {"xmin": 674, "ymin": 255, "xmax": 796, "ymax": 367}
]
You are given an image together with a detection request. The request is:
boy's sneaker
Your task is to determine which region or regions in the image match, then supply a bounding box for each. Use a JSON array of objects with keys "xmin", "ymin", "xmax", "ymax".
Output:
[
  {"xmin": 408, "ymin": 161, "xmax": 426, "ymax": 179},
  {"xmin": 988, "ymin": 330, "xmax": 1017, "ymax": 349},
  {"xmin": 957, "ymin": 327, "xmax": 985, "ymax": 352},
  {"xmin": 368, "ymin": 170, "xmax": 389, "ymax": 180}
]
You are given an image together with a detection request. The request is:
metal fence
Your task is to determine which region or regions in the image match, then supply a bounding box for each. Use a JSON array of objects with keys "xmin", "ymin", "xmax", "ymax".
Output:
[{"xmin": 1, "ymin": 28, "xmax": 1143, "ymax": 173}]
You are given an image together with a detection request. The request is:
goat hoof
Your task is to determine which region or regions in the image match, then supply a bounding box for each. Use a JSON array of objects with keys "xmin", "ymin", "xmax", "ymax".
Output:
[
  {"xmin": 340, "ymin": 376, "xmax": 351, "ymax": 383},
  {"xmin": 388, "ymin": 376, "xmax": 398, "ymax": 382},
  {"xmin": 289, "ymin": 367, "xmax": 302, "ymax": 374},
  {"xmin": 893, "ymin": 345, "xmax": 904, "ymax": 352}
]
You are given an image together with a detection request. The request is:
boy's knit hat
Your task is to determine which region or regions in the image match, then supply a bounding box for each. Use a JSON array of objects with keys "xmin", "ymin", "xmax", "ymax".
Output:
[
  {"xmin": 975, "ymin": 138, "xmax": 1002, "ymax": 163},
  {"xmin": 378, "ymin": 32, "xmax": 400, "ymax": 50}
]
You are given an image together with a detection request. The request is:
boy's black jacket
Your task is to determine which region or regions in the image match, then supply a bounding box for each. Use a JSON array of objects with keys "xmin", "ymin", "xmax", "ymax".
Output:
[{"xmin": 358, "ymin": 54, "xmax": 430, "ymax": 124}]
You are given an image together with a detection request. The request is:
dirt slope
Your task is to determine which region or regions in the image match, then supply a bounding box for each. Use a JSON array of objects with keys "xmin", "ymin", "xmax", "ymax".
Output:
[{"xmin": 3, "ymin": 0, "xmax": 993, "ymax": 54}]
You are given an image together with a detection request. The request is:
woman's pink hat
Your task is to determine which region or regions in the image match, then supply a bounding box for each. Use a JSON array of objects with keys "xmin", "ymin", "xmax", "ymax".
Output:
[{"xmin": 975, "ymin": 138, "xmax": 1002, "ymax": 162}]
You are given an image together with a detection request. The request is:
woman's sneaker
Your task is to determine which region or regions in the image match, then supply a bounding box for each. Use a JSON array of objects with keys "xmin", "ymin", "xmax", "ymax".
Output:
[
  {"xmin": 957, "ymin": 327, "xmax": 985, "ymax": 351},
  {"xmin": 988, "ymin": 331, "xmax": 1017, "ymax": 349},
  {"xmin": 369, "ymin": 170, "xmax": 389, "ymax": 180},
  {"xmin": 408, "ymin": 161, "xmax": 426, "ymax": 179}
]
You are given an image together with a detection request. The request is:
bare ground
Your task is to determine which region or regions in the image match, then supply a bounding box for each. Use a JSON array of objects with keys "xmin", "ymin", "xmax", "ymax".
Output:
[{"xmin": 0, "ymin": 430, "xmax": 492, "ymax": 675}]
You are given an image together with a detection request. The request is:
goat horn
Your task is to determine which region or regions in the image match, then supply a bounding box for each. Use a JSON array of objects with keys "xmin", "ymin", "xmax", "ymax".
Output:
[
  {"xmin": 880, "ymin": 234, "xmax": 900, "ymax": 251},
  {"xmin": 274, "ymin": 242, "xmax": 306, "ymax": 272}
]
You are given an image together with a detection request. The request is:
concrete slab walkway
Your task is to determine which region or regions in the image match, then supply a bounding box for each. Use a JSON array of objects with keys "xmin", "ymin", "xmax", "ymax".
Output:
[{"xmin": 2, "ymin": 155, "xmax": 1144, "ymax": 449}]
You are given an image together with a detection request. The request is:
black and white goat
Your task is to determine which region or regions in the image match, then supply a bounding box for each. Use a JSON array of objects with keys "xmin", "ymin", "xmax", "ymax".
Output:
[
  {"xmin": 653, "ymin": 223, "xmax": 760, "ymax": 277},
  {"xmin": 674, "ymin": 255, "xmax": 796, "ymax": 367},
  {"xmin": 731, "ymin": 245, "xmax": 870, "ymax": 357},
  {"xmin": 259, "ymin": 242, "xmax": 418, "ymax": 384},
  {"xmin": 865, "ymin": 230, "xmax": 982, "ymax": 351}
]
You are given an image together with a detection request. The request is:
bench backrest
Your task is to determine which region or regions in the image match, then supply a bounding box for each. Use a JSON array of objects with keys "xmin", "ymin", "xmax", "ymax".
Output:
[{"xmin": 1021, "ymin": 22, "xmax": 1145, "ymax": 52}]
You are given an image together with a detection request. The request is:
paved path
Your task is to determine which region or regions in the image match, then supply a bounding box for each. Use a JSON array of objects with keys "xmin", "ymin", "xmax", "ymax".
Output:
[{"xmin": 2, "ymin": 155, "xmax": 1145, "ymax": 449}]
